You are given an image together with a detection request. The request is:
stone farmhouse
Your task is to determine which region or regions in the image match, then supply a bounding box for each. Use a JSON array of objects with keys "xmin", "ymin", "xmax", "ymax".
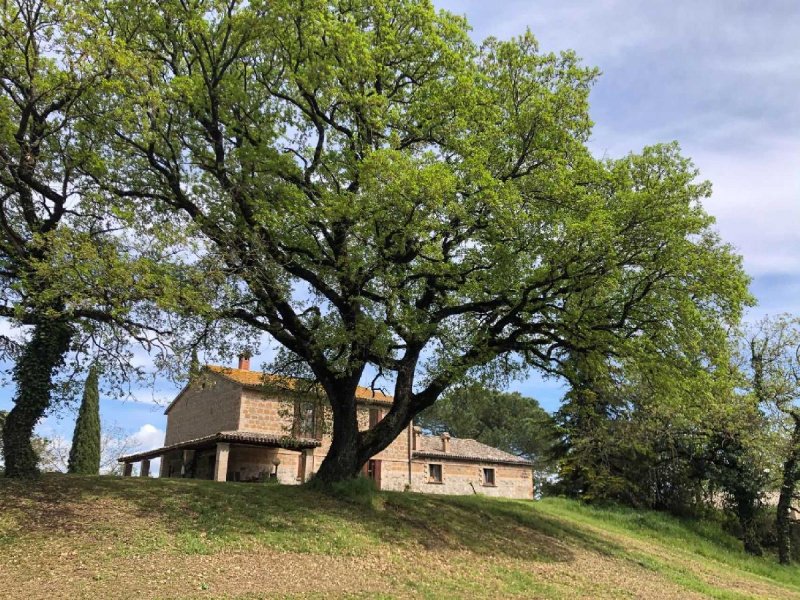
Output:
[{"xmin": 119, "ymin": 358, "xmax": 534, "ymax": 499}]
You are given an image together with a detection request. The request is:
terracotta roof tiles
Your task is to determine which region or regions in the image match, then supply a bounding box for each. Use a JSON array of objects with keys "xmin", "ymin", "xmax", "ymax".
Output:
[
  {"xmin": 413, "ymin": 435, "xmax": 532, "ymax": 466},
  {"xmin": 205, "ymin": 365, "xmax": 394, "ymax": 405}
]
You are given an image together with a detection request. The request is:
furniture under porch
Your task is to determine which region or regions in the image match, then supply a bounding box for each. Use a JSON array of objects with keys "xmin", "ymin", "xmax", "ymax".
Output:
[{"xmin": 118, "ymin": 431, "xmax": 321, "ymax": 483}]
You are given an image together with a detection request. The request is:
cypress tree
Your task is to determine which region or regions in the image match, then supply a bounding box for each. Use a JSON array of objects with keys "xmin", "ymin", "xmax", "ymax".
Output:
[{"xmin": 68, "ymin": 365, "xmax": 101, "ymax": 475}]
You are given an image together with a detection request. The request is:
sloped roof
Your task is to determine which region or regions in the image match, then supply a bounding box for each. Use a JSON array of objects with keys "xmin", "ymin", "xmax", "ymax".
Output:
[
  {"xmin": 118, "ymin": 430, "xmax": 321, "ymax": 463},
  {"xmin": 164, "ymin": 365, "xmax": 394, "ymax": 414},
  {"xmin": 206, "ymin": 365, "xmax": 394, "ymax": 405},
  {"xmin": 413, "ymin": 435, "xmax": 532, "ymax": 466}
]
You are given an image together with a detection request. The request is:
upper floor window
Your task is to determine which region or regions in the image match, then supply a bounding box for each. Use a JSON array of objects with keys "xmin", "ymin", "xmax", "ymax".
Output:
[
  {"xmin": 295, "ymin": 401, "xmax": 317, "ymax": 438},
  {"xmin": 369, "ymin": 407, "xmax": 383, "ymax": 428}
]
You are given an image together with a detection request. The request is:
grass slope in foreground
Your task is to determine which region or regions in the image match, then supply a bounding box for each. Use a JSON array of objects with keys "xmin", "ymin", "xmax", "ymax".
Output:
[{"xmin": 0, "ymin": 474, "xmax": 798, "ymax": 599}]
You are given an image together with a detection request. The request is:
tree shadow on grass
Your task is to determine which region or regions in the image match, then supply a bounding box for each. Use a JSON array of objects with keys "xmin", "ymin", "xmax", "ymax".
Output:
[{"xmin": 0, "ymin": 474, "xmax": 627, "ymax": 564}]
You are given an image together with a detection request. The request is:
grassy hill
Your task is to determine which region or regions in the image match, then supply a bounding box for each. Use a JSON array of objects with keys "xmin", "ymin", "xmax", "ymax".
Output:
[{"xmin": 0, "ymin": 475, "xmax": 798, "ymax": 599}]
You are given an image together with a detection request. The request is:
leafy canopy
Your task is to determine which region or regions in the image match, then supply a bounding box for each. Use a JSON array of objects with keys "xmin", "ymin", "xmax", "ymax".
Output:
[{"xmin": 91, "ymin": 0, "xmax": 751, "ymax": 477}]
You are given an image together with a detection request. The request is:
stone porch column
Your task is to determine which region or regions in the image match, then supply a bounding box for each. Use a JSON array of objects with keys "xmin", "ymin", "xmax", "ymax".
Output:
[
  {"xmin": 303, "ymin": 448, "xmax": 315, "ymax": 482},
  {"xmin": 214, "ymin": 442, "xmax": 230, "ymax": 482},
  {"xmin": 122, "ymin": 463, "xmax": 133, "ymax": 477},
  {"xmin": 140, "ymin": 459, "xmax": 150, "ymax": 477}
]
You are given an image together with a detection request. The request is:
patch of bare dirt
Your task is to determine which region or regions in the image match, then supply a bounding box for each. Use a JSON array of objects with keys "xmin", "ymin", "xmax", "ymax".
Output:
[{"xmin": 0, "ymin": 535, "xmax": 717, "ymax": 599}]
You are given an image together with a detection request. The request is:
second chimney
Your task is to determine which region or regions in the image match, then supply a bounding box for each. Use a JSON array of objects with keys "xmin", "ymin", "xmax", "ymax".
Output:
[
  {"xmin": 412, "ymin": 426, "xmax": 422, "ymax": 450},
  {"xmin": 238, "ymin": 353, "xmax": 251, "ymax": 371},
  {"xmin": 441, "ymin": 432, "xmax": 451, "ymax": 453}
]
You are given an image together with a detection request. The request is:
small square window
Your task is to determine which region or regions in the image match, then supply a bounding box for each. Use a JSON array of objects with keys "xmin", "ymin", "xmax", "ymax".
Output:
[
  {"xmin": 483, "ymin": 468, "xmax": 495, "ymax": 486},
  {"xmin": 429, "ymin": 463, "xmax": 442, "ymax": 483}
]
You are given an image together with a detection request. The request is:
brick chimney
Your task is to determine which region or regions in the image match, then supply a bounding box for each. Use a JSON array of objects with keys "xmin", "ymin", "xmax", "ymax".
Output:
[
  {"xmin": 237, "ymin": 353, "xmax": 251, "ymax": 371},
  {"xmin": 412, "ymin": 426, "xmax": 422, "ymax": 450},
  {"xmin": 441, "ymin": 432, "xmax": 451, "ymax": 453}
]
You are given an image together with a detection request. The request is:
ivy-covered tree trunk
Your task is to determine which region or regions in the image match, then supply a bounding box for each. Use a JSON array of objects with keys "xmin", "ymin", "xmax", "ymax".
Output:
[
  {"xmin": 68, "ymin": 365, "xmax": 101, "ymax": 475},
  {"xmin": 2, "ymin": 320, "xmax": 73, "ymax": 478},
  {"xmin": 776, "ymin": 415, "xmax": 800, "ymax": 565}
]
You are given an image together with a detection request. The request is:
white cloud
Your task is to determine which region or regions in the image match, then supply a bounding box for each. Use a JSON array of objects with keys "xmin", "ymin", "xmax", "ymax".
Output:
[
  {"xmin": 126, "ymin": 387, "xmax": 175, "ymax": 407},
  {"xmin": 130, "ymin": 423, "xmax": 165, "ymax": 451},
  {"xmin": 125, "ymin": 424, "xmax": 165, "ymax": 477},
  {"xmin": 698, "ymin": 141, "xmax": 800, "ymax": 277}
]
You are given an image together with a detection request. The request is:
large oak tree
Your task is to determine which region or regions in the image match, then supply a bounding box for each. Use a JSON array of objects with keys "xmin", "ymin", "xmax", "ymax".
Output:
[{"xmin": 98, "ymin": 0, "xmax": 750, "ymax": 482}]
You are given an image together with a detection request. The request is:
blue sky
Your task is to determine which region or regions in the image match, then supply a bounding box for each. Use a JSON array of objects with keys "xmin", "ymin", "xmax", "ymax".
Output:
[{"xmin": 1, "ymin": 0, "xmax": 798, "ymax": 460}]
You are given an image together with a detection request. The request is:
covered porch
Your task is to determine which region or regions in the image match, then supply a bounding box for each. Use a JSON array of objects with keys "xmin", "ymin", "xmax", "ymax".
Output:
[{"xmin": 118, "ymin": 431, "xmax": 321, "ymax": 483}]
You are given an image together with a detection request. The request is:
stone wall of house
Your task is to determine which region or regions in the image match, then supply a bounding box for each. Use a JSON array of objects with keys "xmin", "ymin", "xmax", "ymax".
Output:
[
  {"xmin": 164, "ymin": 376, "xmax": 242, "ymax": 445},
  {"xmin": 408, "ymin": 460, "xmax": 533, "ymax": 499},
  {"xmin": 366, "ymin": 405, "xmax": 412, "ymax": 492},
  {"xmin": 163, "ymin": 381, "xmax": 531, "ymax": 499},
  {"xmin": 238, "ymin": 389, "xmax": 296, "ymax": 436},
  {"xmin": 227, "ymin": 446, "xmax": 308, "ymax": 484}
]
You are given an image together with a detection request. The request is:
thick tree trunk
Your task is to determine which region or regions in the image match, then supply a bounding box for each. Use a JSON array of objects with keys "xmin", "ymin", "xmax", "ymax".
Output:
[
  {"xmin": 312, "ymin": 391, "xmax": 362, "ymax": 484},
  {"xmin": 311, "ymin": 383, "xmax": 419, "ymax": 485},
  {"xmin": 2, "ymin": 320, "xmax": 73, "ymax": 478},
  {"xmin": 776, "ymin": 417, "xmax": 800, "ymax": 565}
]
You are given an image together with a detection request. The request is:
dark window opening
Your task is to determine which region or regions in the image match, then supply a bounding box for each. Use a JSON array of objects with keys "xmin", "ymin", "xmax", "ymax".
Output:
[
  {"xmin": 296, "ymin": 401, "xmax": 317, "ymax": 438},
  {"xmin": 483, "ymin": 467, "xmax": 496, "ymax": 486},
  {"xmin": 429, "ymin": 463, "xmax": 442, "ymax": 483},
  {"xmin": 369, "ymin": 407, "xmax": 383, "ymax": 428}
]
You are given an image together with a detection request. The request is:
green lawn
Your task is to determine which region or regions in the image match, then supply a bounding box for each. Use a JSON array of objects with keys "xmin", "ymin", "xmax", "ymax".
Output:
[{"xmin": 0, "ymin": 474, "xmax": 797, "ymax": 599}]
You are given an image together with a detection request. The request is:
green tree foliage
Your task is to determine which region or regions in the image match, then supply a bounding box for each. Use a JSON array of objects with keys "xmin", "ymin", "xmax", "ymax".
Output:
[
  {"xmin": 416, "ymin": 383, "xmax": 558, "ymax": 475},
  {"xmin": 67, "ymin": 365, "xmax": 101, "ymax": 475},
  {"xmin": 551, "ymin": 338, "xmax": 784, "ymax": 557},
  {"xmin": 705, "ymin": 414, "xmax": 772, "ymax": 557},
  {"xmin": 94, "ymin": 0, "xmax": 750, "ymax": 482},
  {"xmin": 553, "ymin": 350, "xmax": 767, "ymax": 511},
  {"xmin": 0, "ymin": 0, "xmax": 192, "ymax": 477},
  {"xmin": 740, "ymin": 315, "xmax": 800, "ymax": 564}
]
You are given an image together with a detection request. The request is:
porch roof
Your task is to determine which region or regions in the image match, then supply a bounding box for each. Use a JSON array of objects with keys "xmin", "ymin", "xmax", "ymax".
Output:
[{"xmin": 118, "ymin": 431, "xmax": 321, "ymax": 463}]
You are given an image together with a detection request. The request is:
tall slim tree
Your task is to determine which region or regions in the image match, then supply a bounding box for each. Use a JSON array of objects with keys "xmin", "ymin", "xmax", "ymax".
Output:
[
  {"xmin": 67, "ymin": 365, "xmax": 101, "ymax": 475},
  {"xmin": 99, "ymin": 0, "xmax": 750, "ymax": 483}
]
